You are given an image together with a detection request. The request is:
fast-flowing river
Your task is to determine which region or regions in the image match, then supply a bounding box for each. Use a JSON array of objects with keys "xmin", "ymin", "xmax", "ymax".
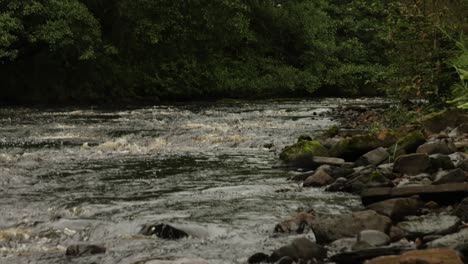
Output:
[{"xmin": 0, "ymin": 99, "xmax": 377, "ymax": 264}]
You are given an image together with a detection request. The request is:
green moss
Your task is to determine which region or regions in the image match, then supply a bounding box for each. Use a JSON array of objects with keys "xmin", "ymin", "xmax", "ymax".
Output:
[
  {"xmin": 329, "ymin": 134, "xmax": 390, "ymax": 160},
  {"xmin": 389, "ymin": 130, "xmax": 426, "ymax": 158},
  {"xmin": 279, "ymin": 140, "xmax": 329, "ymax": 162},
  {"xmin": 320, "ymin": 125, "xmax": 340, "ymax": 138}
]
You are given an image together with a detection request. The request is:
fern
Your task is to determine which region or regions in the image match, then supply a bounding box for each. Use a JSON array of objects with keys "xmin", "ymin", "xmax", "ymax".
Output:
[{"xmin": 448, "ymin": 36, "xmax": 468, "ymax": 109}]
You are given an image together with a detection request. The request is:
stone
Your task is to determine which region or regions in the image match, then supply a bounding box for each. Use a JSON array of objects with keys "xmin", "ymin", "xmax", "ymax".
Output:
[
  {"xmin": 432, "ymin": 169, "xmax": 467, "ymax": 185},
  {"xmin": 360, "ymin": 183, "xmax": 468, "ymax": 206},
  {"xmin": 356, "ymin": 147, "xmax": 390, "ymax": 166},
  {"xmin": 280, "ymin": 140, "xmax": 329, "ymax": 163},
  {"xmin": 389, "ymin": 130, "xmax": 426, "ymax": 157},
  {"xmin": 396, "ymin": 214, "xmax": 460, "ymax": 237},
  {"xmin": 459, "ymin": 159, "xmax": 468, "ymax": 172},
  {"xmin": 430, "ymin": 154, "xmax": 455, "ymax": 170},
  {"xmin": 357, "ymin": 230, "xmax": 390, "ymax": 247},
  {"xmin": 276, "ymin": 256, "xmax": 294, "ymax": 264},
  {"xmin": 427, "ymin": 228, "xmax": 468, "ymax": 249},
  {"xmin": 453, "ymin": 197, "xmax": 468, "ymax": 221},
  {"xmin": 326, "ymin": 177, "xmax": 347, "ymax": 192},
  {"xmin": 344, "ymin": 167, "xmax": 393, "ymax": 193},
  {"xmin": 139, "ymin": 223, "xmax": 188, "ymax": 239},
  {"xmin": 417, "ymin": 139, "xmax": 457, "ymax": 155},
  {"xmin": 420, "ymin": 108, "xmax": 468, "ymax": 134},
  {"xmin": 329, "ymin": 166, "xmax": 354, "ymax": 178},
  {"xmin": 424, "ymin": 201, "xmax": 440, "ymax": 209},
  {"xmin": 330, "ymin": 246, "xmax": 409, "ymax": 264},
  {"xmin": 366, "ymin": 197, "xmax": 422, "ymax": 220},
  {"xmin": 328, "ymin": 238, "xmax": 357, "ymax": 254},
  {"xmin": 329, "ymin": 134, "xmax": 395, "ymax": 161},
  {"xmin": 394, "ymin": 153, "xmax": 431, "ymax": 176},
  {"xmin": 304, "ymin": 169, "xmax": 334, "ymax": 187},
  {"xmin": 274, "ymin": 212, "xmax": 314, "ymax": 234},
  {"xmin": 311, "ymin": 210, "xmax": 391, "ymax": 243},
  {"xmin": 248, "ymin": 253, "xmax": 269, "ymax": 264},
  {"xmin": 270, "ymin": 238, "xmax": 327, "ymax": 263},
  {"xmin": 389, "ymin": 226, "xmax": 408, "ymax": 242},
  {"xmin": 65, "ymin": 244, "xmax": 106, "ymax": 257},
  {"xmin": 365, "ymin": 248, "xmax": 463, "ymax": 264},
  {"xmin": 312, "ymin": 156, "xmax": 346, "ymax": 167}
]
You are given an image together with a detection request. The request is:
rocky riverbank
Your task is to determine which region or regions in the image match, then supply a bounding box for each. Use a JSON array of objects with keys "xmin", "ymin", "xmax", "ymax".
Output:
[{"xmin": 248, "ymin": 108, "xmax": 468, "ymax": 263}]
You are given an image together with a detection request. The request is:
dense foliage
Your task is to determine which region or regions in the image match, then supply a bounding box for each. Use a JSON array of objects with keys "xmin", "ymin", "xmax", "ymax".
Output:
[{"xmin": 0, "ymin": 0, "xmax": 466, "ymax": 103}]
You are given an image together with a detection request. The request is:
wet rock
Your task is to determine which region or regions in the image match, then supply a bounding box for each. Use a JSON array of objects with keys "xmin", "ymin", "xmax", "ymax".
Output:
[
  {"xmin": 139, "ymin": 223, "xmax": 188, "ymax": 239},
  {"xmin": 329, "ymin": 166, "xmax": 354, "ymax": 178},
  {"xmin": 389, "ymin": 130, "xmax": 426, "ymax": 157},
  {"xmin": 432, "ymin": 169, "xmax": 467, "ymax": 185},
  {"xmin": 351, "ymin": 240, "xmax": 373, "ymax": 251},
  {"xmin": 389, "ymin": 226, "xmax": 408, "ymax": 242},
  {"xmin": 274, "ymin": 212, "xmax": 314, "ymax": 234},
  {"xmin": 289, "ymin": 170, "xmax": 314, "ymax": 181},
  {"xmin": 311, "ymin": 210, "xmax": 391, "ymax": 243},
  {"xmin": 396, "ymin": 214, "xmax": 460, "ymax": 237},
  {"xmin": 417, "ymin": 139, "xmax": 457, "ymax": 155},
  {"xmin": 344, "ymin": 167, "xmax": 393, "ymax": 193},
  {"xmin": 304, "ymin": 168, "xmax": 334, "ymax": 187},
  {"xmin": 366, "ymin": 197, "xmax": 422, "ymax": 221},
  {"xmin": 271, "ymin": 238, "xmax": 326, "ymax": 263},
  {"xmin": 248, "ymin": 252, "xmax": 269, "ymax": 263},
  {"xmin": 458, "ymin": 159, "xmax": 468, "ymax": 172},
  {"xmin": 326, "ymin": 177, "xmax": 347, "ymax": 192},
  {"xmin": 330, "ymin": 246, "xmax": 409, "ymax": 264},
  {"xmin": 430, "ymin": 154, "xmax": 455, "ymax": 170},
  {"xmin": 365, "ymin": 248, "xmax": 463, "ymax": 264},
  {"xmin": 280, "ymin": 140, "xmax": 329, "ymax": 163},
  {"xmin": 276, "ymin": 256, "xmax": 294, "ymax": 264},
  {"xmin": 356, "ymin": 147, "xmax": 390, "ymax": 166},
  {"xmin": 357, "ymin": 230, "xmax": 390, "ymax": 247},
  {"xmin": 453, "ymin": 197, "xmax": 468, "ymax": 221},
  {"xmin": 328, "ymin": 238, "xmax": 357, "ymax": 253},
  {"xmin": 423, "ymin": 235, "xmax": 443, "ymax": 243},
  {"xmin": 329, "ymin": 134, "xmax": 394, "ymax": 161},
  {"xmin": 297, "ymin": 134, "xmax": 313, "ymax": 142},
  {"xmin": 65, "ymin": 244, "xmax": 106, "ymax": 257},
  {"xmin": 394, "ymin": 153, "xmax": 431, "ymax": 176},
  {"xmin": 426, "ymin": 228, "xmax": 468, "ymax": 249}
]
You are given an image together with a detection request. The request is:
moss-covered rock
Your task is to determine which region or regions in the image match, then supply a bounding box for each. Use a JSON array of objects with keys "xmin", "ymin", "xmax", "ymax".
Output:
[
  {"xmin": 388, "ymin": 130, "xmax": 426, "ymax": 158},
  {"xmin": 297, "ymin": 134, "xmax": 313, "ymax": 142},
  {"xmin": 329, "ymin": 133, "xmax": 394, "ymax": 161},
  {"xmin": 419, "ymin": 108, "xmax": 468, "ymax": 134},
  {"xmin": 279, "ymin": 140, "xmax": 329, "ymax": 162}
]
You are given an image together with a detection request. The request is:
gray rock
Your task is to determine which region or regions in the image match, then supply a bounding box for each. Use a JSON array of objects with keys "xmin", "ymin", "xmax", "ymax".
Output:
[
  {"xmin": 453, "ymin": 197, "xmax": 468, "ymax": 221},
  {"xmin": 459, "ymin": 159, "xmax": 468, "ymax": 172},
  {"xmin": 344, "ymin": 167, "xmax": 393, "ymax": 193},
  {"xmin": 366, "ymin": 197, "xmax": 422, "ymax": 220},
  {"xmin": 270, "ymin": 238, "xmax": 327, "ymax": 263},
  {"xmin": 312, "ymin": 156, "xmax": 346, "ymax": 167},
  {"xmin": 430, "ymin": 154, "xmax": 455, "ymax": 170},
  {"xmin": 325, "ymin": 177, "xmax": 347, "ymax": 192},
  {"xmin": 139, "ymin": 223, "xmax": 188, "ymax": 239},
  {"xmin": 394, "ymin": 153, "xmax": 431, "ymax": 175},
  {"xmin": 304, "ymin": 168, "xmax": 334, "ymax": 187},
  {"xmin": 311, "ymin": 210, "xmax": 392, "ymax": 243},
  {"xmin": 432, "ymin": 169, "xmax": 467, "ymax": 185},
  {"xmin": 328, "ymin": 238, "xmax": 357, "ymax": 253},
  {"xmin": 427, "ymin": 228, "xmax": 468, "ymax": 249},
  {"xmin": 357, "ymin": 230, "xmax": 390, "ymax": 247},
  {"xmin": 65, "ymin": 244, "xmax": 106, "ymax": 257},
  {"xmin": 416, "ymin": 139, "xmax": 457, "ymax": 155},
  {"xmin": 396, "ymin": 214, "xmax": 460, "ymax": 237},
  {"xmin": 356, "ymin": 147, "xmax": 390, "ymax": 166}
]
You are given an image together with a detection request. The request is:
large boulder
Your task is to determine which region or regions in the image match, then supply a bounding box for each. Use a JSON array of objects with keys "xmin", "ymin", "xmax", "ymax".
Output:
[
  {"xmin": 311, "ymin": 210, "xmax": 391, "ymax": 243},
  {"xmin": 356, "ymin": 147, "xmax": 390, "ymax": 166},
  {"xmin": 304, "ymin": 167, "xmax": 334, "ymax": 187},
  {"xmin": 344, "ymin": 167, "xmax": 393, "ymax": 193},
  {"xmin": 389, "ymin": 130, "xmax": 426, "ymax": 157},
  {"xmin": 432, "ymin": 169, "xmax": 467, "ymax": 185},
  {"xmin": 417, "ymin": 139, "xmax": 457, "ymax": 155},
  {"xmin": 280, "ymin": 140, "xmax": 329, "ymax": 163},
  {"xmin": 393, "ymin": 153, "xmax": 431, "ymax": 175},
  {"xmin": 396, "ymin": 214, "xmax": 460, "ymax": 237},
  {"xmin": 329, "ymin": 133, "xmax": 394, "ymax": 161},
  {"xmin": 357, "ymin": 230, "xmax": 390, "ymax": 247},
  {"xmin": 430, "ymin": 154, "xmax": 456, "ymax": 170},
  {"xmin": 270, "ymin": 238, "xmax": 327, "ymax": 263},
  {"xmin": 420, "ymin": 108, "xmax": 468, "ymax": 134},
  {"xmin": 365, "ymin": 248, "xmax": 463, "ymax": 264},
  {"xmin": 366, "ymin": 197, "xmax": 422, "ymax": 220}
]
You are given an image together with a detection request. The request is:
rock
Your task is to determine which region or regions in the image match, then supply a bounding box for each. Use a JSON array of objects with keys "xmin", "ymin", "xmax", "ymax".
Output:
[
  {"xmin": 329, "ymin": 166, "xmax": 354, "ymax": 178},
  {"xmin": 329, "ymin": 134, "xmax": 395, "ymax": 161},
  {"xmin": 396, "ymin": 214, "xmax": 460, "ymax": 237},
  {"xmin": 389, "ymin": 226, "xmax": 408, "ymax": 242},
  {"xmin": 394, "ymin": 153, "xmax": 431, "ymax": 175},
  {"xmin": 358, "ymin": 230, "xmax": 390, "ymax": 247},
  {"xmin": 304, "ymin": 168, "xmax": 334, "ymax": 187},
  {"xmin": 426, "ymin": 228, "xmax": 468, "ymax": 249},
  {"xmin": 248, "ymin": 252, "xmax": 269, "ymax": 264},
  {"xmin": 356, "ymin": 147, "xmax": 390, "ymax": 166},
  {"xmin": 344, "ymin": 167, "xmax": 393, "ymax": 193},
  {"xmin": 326, "ymin": 177, "xmax": 348, "ymax": 192},
  {"xmin": 366, "ymin": 197, "xmax": 422, "ymax": 220},
  {"xmin": 421, "ymin": 108, "xmax": 468, "ymax": 134},
  {"xmin": 365, "ymin": 248, "xmax": 463, "ymax": 264},
  {"xmin": 297, "ymin": 134, "xmax": 313, "ymax": 142},
  {"xmin": 65, "ymin": 244, "xmax": 106, "ymax": 257},
  {"xmin": 274, "ymin": 212, "xmax": 314, "ymax": 234},
  {"xmin": 328, "ymin": 238, "xmax": 357, "ymax": 254},
  {"xmin": 430, "ymin": 154, "xmax": 455, "ymax": 170},
  {"xmin": 389, "ymin": 130, "xmax": 426, "ymax": 157},
  {"xmin": 330, "ymin": 246, "xmax": 409, "ymax": 264},
  {"xmin": 458, "ymin": 159, "xmax": 468, "ymax": 172},
  {"xmin": 276, "ymin": 256, "xmax": 294, "ymax": 264},
  {"xmin": 143, "ymin": 259, "xmax": 209, "ymax": 264},
  {"xmin": 453, "ymin": 197, "xmax": 468, "ymax": 221},
  {"xmin": 433, "ymin": 169, "xmax": 467, "ymax": 185},
  {"xmin": 360, "ymin": 183, "xmax": 468, "ymax": 206},
  {"xmin": 351, "ymin": 240, "xmax": 373, "ymax": 251},
  {"xmin": 424, "ymin": 201, "xmax": 440, "ymax": 209},
  {"xmin": 280, "ymin": 140, "xmax": 329, "ymax": 163},
  {"xmin": 289, "ymin": 170, "xmax": 315, "ymax": 181},
  {"xmin": 139, "ymin": 223, "xmax": 188, "ymax": 239},
  {"xmin": 311, "ymin": 210, "xmax": 391, "ymax": 243},
  {"xmin": 417, "ymin": 139, "xmax": 457, "ymax": 155},
  {"xmin": 312, "ymin": 156, "xmax": 345, "ymax": 167},
  {"xmin": 270, "ymin": 238, "xmax": 327, "ymax": 263}
]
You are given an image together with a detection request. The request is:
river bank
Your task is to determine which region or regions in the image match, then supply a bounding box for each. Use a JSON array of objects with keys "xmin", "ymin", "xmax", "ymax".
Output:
[{"xmin": 251, "ymin": 107, "xmax": 468, "ymax": 263}]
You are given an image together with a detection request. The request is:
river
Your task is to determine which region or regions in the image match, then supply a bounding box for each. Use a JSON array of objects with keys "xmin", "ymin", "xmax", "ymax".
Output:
[{"xmin": 0, "ymin": 99, "xmax": 378, "ymax": 264}]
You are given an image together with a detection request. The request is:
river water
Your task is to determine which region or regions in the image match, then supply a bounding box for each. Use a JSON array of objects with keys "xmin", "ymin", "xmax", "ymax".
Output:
[{"xmin": 0, "ymin": 99, "xmax": 375, "ymax": 264}]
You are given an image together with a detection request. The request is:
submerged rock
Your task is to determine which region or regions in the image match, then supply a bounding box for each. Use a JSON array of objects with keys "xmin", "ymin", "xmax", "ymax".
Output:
[
  {"xmin": 311, "ymin": 210, "xmax": 391, "ymax": 243},
  {"xmin": 139, "ymin": 223, "xmax": 189, "ymax": 239},
  {"xmin": 274, "ymin": 212, "xmax": 315, "ymax": 234},
  {"xmin": 365, "ymin": 248, "xmax": 463, "ymax": 264},
  {"xmin": 65, "ymin": 244, "xmax": 106, "ymax": 257}
]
